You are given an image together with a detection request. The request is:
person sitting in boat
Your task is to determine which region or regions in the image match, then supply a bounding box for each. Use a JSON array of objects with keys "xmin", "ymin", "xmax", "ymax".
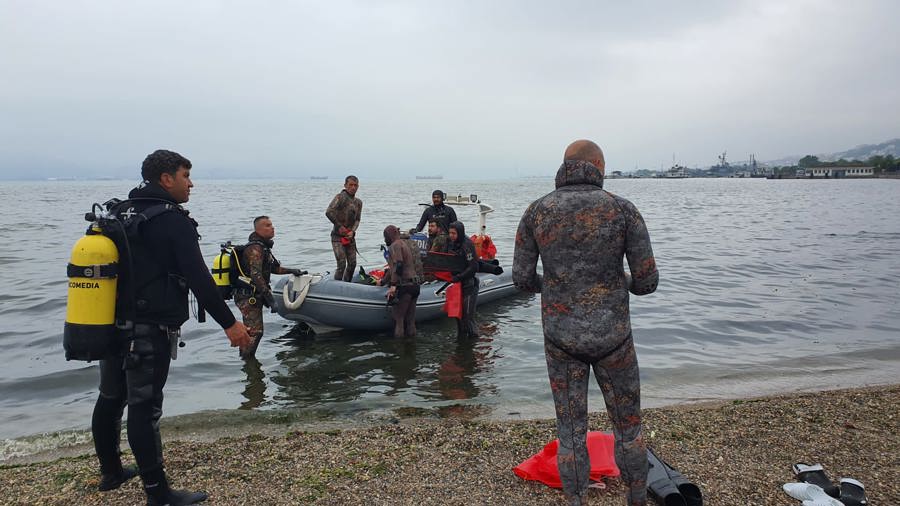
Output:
[
  {"xmin": 383, "ymin": 225, "xmax": 424, "ymax": 338},
  {"xmin": 413, "ymin": 189, "xmax": 457, "ymax": 234},
  {"xmin": 447, "ymin": 220, "xmax": 480, "ymax": 338},
  {"xmin": 235, "ymin": 215, "xmax": 306, "ymax": 358},
  {"xmin": 426, "ymin": 217, "xmax": 450, "ymax": 253}
]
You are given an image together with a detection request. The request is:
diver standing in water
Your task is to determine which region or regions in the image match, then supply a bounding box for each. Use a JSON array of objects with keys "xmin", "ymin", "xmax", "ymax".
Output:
[
  {"xmin": 447, "ymin": 221, "xmax": 480, "ymax": 338},
  {"xmin": 383, "ymin": 225, "xmax": 424, "ymax": 338},
  {"xmin": 91, "ymin": 150, "xmax": 251, "ymax": 505},
  {"xmin": 326, "ymin": 175, "xmax": 363, "ymax": 281},
  {"xmin": 513, "ymin": 140, "xmax": 658, "ymax": 506},
  {"xmin": 234, "ymin": 215, "xmax": 305, "ymax": 358}
]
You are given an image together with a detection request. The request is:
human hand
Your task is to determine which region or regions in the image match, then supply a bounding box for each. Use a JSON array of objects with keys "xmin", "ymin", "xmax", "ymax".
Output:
[
  {"xmin": 408, "ymin": 228, "xmax": 417, "ymax": 236},
  {"xmin": 289, "ymin": 268, "xmax": 307, "ymax": 276},
  {"xmin": 386, "ymin": 286, "xmax": 397, "ymax": 299},
  {"xmin": 225, "ymin": 321, "xmax": 251, "ymax": 348},
  {"xmin": 451, "ymin": 275, "xmax": 460, "ymax": 283}
]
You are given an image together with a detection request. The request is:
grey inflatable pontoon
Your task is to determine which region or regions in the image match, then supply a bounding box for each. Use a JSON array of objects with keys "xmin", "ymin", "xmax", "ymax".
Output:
[{"xmin": 272, "ymin": 270, "xmax": 517, "ymax": 333}]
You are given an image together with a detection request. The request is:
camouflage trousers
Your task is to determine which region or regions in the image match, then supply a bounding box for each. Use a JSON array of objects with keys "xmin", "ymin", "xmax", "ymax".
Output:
[
  {"xmin": 331, "ymin": 241, "xmax": 357, "ymax": 282},
  {"xmin": 235, "ymin": 296, "xmax": 264, "ymax": 358},
  {"xmin": 545, "ymin": 334, "xmax": 647, "ymax": 506}
]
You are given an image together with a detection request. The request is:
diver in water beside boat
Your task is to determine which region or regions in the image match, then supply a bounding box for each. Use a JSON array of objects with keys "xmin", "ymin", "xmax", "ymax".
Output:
[
  {"xmin": 325, "ymin": 175, "xmax": 362, "ymax": 282},
  {"xmin": 383, "ymin": 225, "xmax": 424, "ymax": 338},
  {"xmin": 447, "ymin": 221, "xmax": 480, "ymax": 338},
  {"xmin": 234, "ymin": 216, "xmax": 306, "ymax": 358}
]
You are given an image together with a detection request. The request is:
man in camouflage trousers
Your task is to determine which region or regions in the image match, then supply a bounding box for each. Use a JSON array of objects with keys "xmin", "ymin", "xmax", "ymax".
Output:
[
  {"xmin": 326, "ymin": 175, "xmax": 363, "ymax": 281},
  {"xmin": 513, "ymin": 140, "xmax": 658, "ymax": 506},
  {"xmin": 235, "ymin": 215, "xmax": 304, "ymax": 358}
]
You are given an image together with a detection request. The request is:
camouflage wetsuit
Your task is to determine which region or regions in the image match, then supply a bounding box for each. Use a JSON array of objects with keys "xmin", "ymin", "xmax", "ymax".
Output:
[
  {"xmin": 427, "ymin": 230, "xmax": 449, "ymax": 253},
  {"xmin": 326, "ymin": 189, "xmax": 363, "ymax": 281},
  {"xmin": 384, "ymin": 226, "xmax": 425, "ymax": 338},
  {"xmin": 513, "ymin": 159, "xmax": 658, "ymax": 506},
  {"xmin": 234, "ymin": 232, "xmax": 297, "ymax": 357}
]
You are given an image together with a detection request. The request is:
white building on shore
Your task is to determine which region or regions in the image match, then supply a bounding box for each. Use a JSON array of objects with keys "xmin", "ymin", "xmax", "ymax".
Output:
[{"xmin": 808, "ymin": 166, "xmax": 874, "ymax": 178}]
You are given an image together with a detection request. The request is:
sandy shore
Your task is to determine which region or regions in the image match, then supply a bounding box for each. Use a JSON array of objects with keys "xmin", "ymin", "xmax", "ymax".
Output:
[{"xmin": 1, "ymin": 384, "xmax": 897, "ymax": 505}]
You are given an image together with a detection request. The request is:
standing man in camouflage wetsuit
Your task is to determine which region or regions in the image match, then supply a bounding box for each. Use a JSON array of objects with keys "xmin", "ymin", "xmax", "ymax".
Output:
[
  {"xmin": 326, "ymin": 175, "xmax": 363, "ymax": 281},
  {"xmin": 234, "ymin": 216, "xmax": 305, "ymax": 358},
  {"xmin": 513, "ymin": 140, "xmax": 658, "ymax": 506}
]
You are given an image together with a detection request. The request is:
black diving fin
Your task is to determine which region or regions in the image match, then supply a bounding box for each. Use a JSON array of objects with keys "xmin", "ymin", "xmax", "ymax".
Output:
[{"xmin": 647, "ymin": 447, "xmax": 703, "ymax": 506}]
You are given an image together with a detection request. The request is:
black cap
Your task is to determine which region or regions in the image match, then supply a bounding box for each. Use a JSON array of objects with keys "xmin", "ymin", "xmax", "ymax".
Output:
[{"xmin": 432, "ymin": 189, "xmax": 444, "ymax": 198}]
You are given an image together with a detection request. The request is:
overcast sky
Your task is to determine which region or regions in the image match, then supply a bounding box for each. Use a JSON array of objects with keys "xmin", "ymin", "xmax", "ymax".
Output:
[{"xmin": 1, "ymin": 0, "xmax": 898, "ymax": 179}]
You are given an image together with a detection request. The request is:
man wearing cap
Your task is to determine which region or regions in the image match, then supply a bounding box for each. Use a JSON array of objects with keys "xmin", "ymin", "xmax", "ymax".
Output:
[{"xmin": 413, "ymin": 190, "xmax": 457, "ymax": 234}]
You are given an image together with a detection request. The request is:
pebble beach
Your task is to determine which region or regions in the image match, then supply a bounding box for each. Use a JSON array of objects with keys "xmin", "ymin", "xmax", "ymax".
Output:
[{"xmin": 1, "ymin": 384, "xmax": 897, "ymax": 505}]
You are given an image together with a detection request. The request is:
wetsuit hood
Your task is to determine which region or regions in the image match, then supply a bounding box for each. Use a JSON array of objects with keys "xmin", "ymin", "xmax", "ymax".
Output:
[
  {"xmin": 248, "ymin": 232, "xmax": 274, "ymax": 248},
  {"xmin": 448, "ymin": 220, "xmax": 466, "ymax": 242},
  {"xmin": 128, "ymin": 181, "xmax": 180, "ymax": 203},
  {"xmin": 554, "ymin": 159, "xmax": 604, "ymax": 189},
  {"xmin": 383, "ymin": 225, "xmax": 400, "ymax": 246}
]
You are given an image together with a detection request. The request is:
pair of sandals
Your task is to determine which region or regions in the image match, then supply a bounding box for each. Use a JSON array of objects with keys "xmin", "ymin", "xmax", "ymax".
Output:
[
  {"xmin": 783, "ymin": 463, "xmax": 868, "ymax": 506},
  {"xmin": 647, "ymin": 448, "xmax": 703, "ymax": 506}
]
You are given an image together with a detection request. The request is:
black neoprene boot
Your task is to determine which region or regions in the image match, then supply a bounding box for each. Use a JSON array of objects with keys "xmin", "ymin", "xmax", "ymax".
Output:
[
  {"xmin": 98, "ymin": 463, "xmax": 138, "ymax": 491},
  {"xmin": 144, "ymin": 472, "xmax": 208, "ymax": 506}
]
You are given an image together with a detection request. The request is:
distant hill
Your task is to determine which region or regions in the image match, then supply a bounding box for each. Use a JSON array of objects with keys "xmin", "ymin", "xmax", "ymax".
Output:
[{"xmin": 765, "ymin": 138, "xmax": 900, "ymax": 167}]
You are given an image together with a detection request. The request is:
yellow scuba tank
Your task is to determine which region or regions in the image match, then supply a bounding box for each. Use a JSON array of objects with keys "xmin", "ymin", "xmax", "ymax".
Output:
[
  {"xmin": 211, "ymin": 243, "xmax": 234, "ymax": 299},
  {"xmin": 64, "ymin": 224, "xmax": 119, "ymax": 361}
]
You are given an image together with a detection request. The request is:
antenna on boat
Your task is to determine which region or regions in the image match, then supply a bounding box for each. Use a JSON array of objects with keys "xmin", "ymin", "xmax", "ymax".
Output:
[{"xmin": 477, "ymin": 203, "xmax": 494, "ymax": 237}]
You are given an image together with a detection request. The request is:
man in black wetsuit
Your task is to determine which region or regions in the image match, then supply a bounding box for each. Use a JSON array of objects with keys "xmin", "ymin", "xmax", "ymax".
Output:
[
  {"xmin": 91, "ymin": 149, "xmax": 251, "ymax": 506},
  {"xmin": 447, "ymin": 221, "xmax": 480, "ymax": 338},
  {"xmin": 413, "ymin": 190, "xmax": 457, "ymax": 233}
]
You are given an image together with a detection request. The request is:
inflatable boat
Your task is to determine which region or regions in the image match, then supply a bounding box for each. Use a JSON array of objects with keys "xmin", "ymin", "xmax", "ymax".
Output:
[
  {"xmin": 272, "ymin": 195, "xmax": 519, "ymax": 333},
  {"xmin": 272, "ymin": 270, "xmax": 517, "ymax": 333}
]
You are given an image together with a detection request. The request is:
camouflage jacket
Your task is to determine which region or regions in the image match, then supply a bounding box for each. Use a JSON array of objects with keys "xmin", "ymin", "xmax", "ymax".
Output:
[
  {"xmin": 427, "ymin": 232, "xmax": 449, "ymax": 253},
  {"xmin": 325, "ymin": 190, "xmax": 363, "ymax": 240},
  {"xmin": 387, "ymin": 239, "xmax": 424, "ymax": 286},
  {"xmin": 513, "ymin": 160, "xmax": 658, "ymax": 348},
  {"xmin": 241, "ymin": 233, "xmax": 284, "ymax": 299}
]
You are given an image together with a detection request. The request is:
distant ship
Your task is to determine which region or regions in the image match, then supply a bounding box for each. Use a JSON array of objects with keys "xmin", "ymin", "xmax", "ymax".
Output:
[
  {"xmin": 664, "ymin": 165, "xmax": 688, "ymax": 178},
  {"xmin": 310, "ymin": 176, "xmax": 328, "ymax": 180},
  {"xmin": 415, "ymin": 175, "xmax": 443, "ymax": 180}
]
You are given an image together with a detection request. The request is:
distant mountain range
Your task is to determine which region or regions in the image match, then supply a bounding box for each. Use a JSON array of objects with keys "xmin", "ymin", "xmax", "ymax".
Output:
[{"xmin": 764, "ymin": 138, "xmax": 900, "ymax": 167}]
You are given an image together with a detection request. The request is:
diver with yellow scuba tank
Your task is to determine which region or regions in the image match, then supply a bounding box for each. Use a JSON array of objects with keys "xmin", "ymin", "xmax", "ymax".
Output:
[
  {"xmin": 65, "ymin": 150, "xmax": 251, "ymax": 506},
  {"xmin": 212, "ymin": 215, "xmax": 305, "ymax": 358}
]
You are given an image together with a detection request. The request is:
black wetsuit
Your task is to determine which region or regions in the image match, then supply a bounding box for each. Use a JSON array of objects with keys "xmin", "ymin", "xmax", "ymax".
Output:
[
  {"xmin": 415, "ymin": 203, "xmax": 457, "ymax": 233},
  {"xmin": 448, "ymin": 221, "xmax": 480, "ymax": 338},
  {"xmin": 92, "ymin": 183, "xmax": 236, "ymax": 490}
]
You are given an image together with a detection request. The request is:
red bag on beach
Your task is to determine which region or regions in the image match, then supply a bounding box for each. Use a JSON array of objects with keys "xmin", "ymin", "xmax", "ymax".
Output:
[
  {"xmin": 443, "ymin": 282, "xmax": 462, "ymax": 318},
  {"xmin": 513, "ymin": 432, "xmax": 619, "ymax": 488}
]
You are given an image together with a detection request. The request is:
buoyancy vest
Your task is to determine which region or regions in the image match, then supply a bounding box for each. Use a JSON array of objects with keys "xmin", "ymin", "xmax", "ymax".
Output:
[
  {"xmin": 235, "ymin": 236, "xmax": 277, "ymax": 292},
  {"xmin": 106, "ymin": 195, "xmax": 197, "ymax": 326}
]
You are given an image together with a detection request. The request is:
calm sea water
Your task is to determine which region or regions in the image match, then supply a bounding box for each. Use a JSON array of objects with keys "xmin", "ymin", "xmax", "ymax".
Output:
[{"xmin": 2, "ymin": 177, "xmax": 899, "ymax": 455}]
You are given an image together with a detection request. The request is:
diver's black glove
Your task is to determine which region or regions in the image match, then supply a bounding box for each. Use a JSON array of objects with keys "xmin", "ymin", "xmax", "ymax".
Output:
[
  {"xmin": 288, "ymin": 269, "xmax": 307, "ymax": 276},
  {"xmin": 451, "ymin": 275, "xmax": 461, "ymax": 283}
]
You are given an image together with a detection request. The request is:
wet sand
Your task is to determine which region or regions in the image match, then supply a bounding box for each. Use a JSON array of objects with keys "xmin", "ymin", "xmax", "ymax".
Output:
[{"xmin": 1, "ymin": 384, "xmax": 897, "ymax": 505}]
